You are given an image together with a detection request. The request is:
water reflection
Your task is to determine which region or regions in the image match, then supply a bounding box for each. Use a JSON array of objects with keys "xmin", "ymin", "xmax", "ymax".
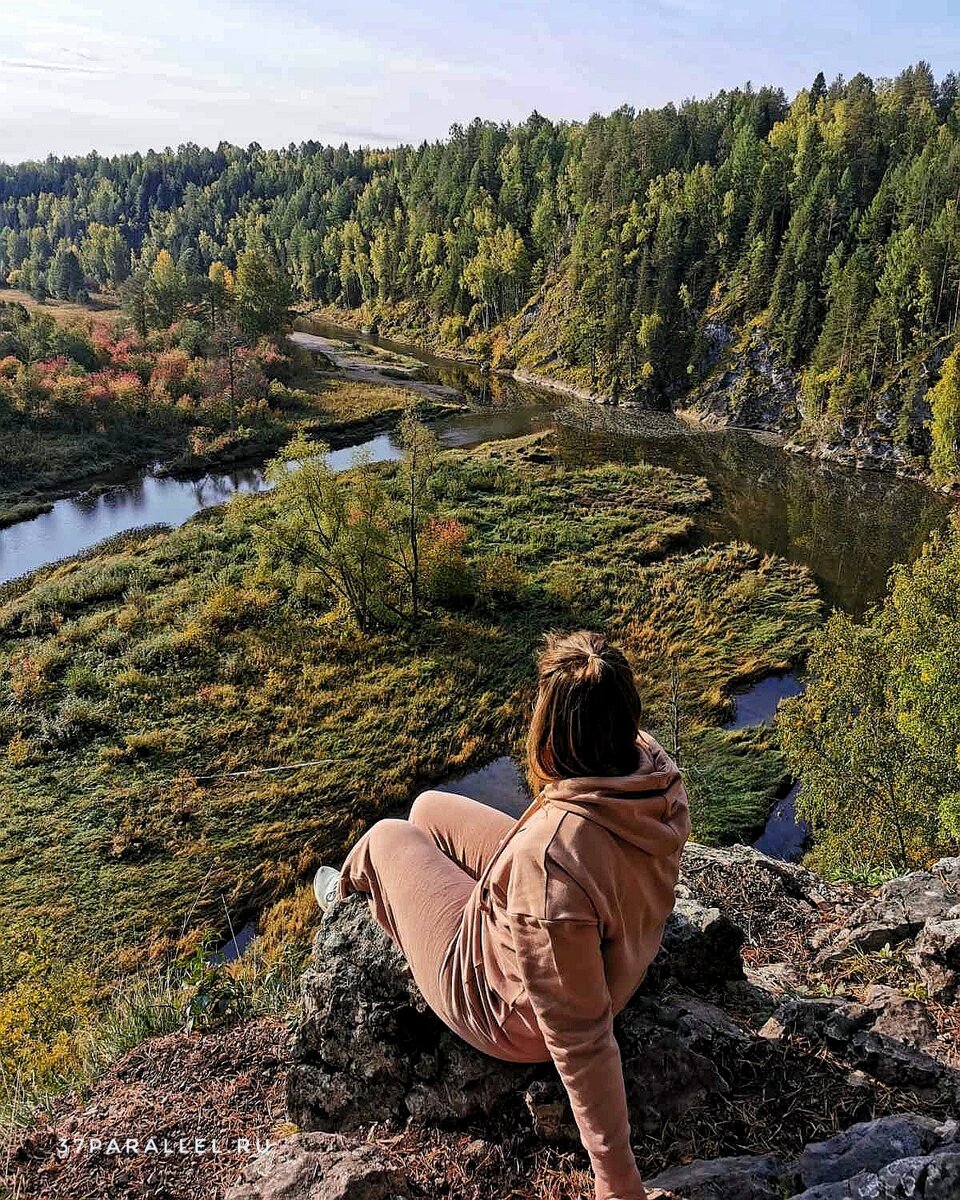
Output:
[
  {"xmin": 724, "ymin": 673, "xmax": 803, "ymax": 730},
  {"xmin": 753, "ymin": 784, "xmax": 810, "ymax": 861},
  {"xmin": 552, "ymin": 406, "xmax": 952, "ymax": 617},
  {"xmin": 434, "ymin": 665, "xmax": 813, "ymax": 861},
  {"xmin": 433, "ymin": 756, "xmax": 531, "ymax": 818},
  {"xmin": 0, "ymin": 412, "xmax": 554, "ymax": 586},
  {"xmin": 0, "ymin": 468, "xmax": 274, "ymax": 584}
]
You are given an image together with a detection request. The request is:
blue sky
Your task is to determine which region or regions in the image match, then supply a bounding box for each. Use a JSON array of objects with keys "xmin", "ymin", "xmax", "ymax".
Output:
[{"xmin": 2, "ymin": 0, "xmax": 959, "ymax": 163}]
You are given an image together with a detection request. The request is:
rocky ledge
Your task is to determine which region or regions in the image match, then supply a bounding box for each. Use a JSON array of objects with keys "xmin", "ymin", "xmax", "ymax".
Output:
[
  {"xmin": 683, "ymin": 323, "xmax": 952, "ymax": 484},
  {"xmin": 231, "ymin": 844, "xmax": 960, "ymax": 1200}
]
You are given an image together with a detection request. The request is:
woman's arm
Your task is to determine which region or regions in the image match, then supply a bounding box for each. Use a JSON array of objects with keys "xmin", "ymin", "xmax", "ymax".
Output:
[{"xmin": 508, "ymin": 912, "xmax": 647, "ymax": 1200}]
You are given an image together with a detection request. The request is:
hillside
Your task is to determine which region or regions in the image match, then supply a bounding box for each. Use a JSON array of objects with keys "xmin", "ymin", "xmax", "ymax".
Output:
[
  {"xmin": 3, "ymin": 64, "xmax": 960, "ymax": 481},
  {"xmin": 9, "ymin": 843, "xmax": 960, "ymax": 1200}
]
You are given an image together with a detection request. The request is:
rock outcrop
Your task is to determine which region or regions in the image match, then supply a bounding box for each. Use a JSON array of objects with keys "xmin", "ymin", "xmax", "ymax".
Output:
[
  {"xmin": 648, "ymin": 1115, "xmax": 960, "ymax": 1199},
  {"xmin": 243, "ymin": 843, "xmax": 960, "ymax": 1200},
  {"xmin": 684, "ymin": 322, "xmax": 949, "ymax": 481},
  {"xmin": 814, "ymin": 858, "xmax": 960, "ymax": 991},
  {"xmin": 286, "ymin": 844, "xmax": 757, "ymax": 1137},
  {"xmin": 685, "ymin": 325, "xmax": 802, "ymax": 435}
]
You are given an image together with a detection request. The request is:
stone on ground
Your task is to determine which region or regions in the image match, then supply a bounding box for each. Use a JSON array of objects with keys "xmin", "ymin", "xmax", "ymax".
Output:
[{"xmin": 225, "ymin": 1134, "xmax": 410, "ymax": 1200}]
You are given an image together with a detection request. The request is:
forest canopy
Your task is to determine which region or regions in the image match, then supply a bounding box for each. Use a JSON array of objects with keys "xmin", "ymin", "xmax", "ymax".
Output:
[{"xmin": 2, "ymin": 63, "xmax": 960, "ymax": 471}]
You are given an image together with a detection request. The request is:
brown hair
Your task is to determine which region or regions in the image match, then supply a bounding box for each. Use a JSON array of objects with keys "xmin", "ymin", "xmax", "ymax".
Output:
[{"xmin": 526, "ymin": 630, "xmax": 643, "ymax": 793}]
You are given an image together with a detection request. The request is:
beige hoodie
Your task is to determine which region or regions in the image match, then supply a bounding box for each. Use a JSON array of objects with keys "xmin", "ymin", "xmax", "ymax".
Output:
[{"xmin": 441, "ymin": 733, "xmax": 691, "ymax": 1200}]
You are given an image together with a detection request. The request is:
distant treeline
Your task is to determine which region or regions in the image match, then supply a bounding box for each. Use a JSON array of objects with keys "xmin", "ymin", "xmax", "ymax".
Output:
[{"xmin": 2, "ymin": 62, "xmax": 960, "ymax": 428}]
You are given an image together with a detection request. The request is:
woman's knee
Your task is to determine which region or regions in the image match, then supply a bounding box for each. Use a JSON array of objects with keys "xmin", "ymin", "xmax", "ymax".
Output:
[
  {"xmin": 345, "ymin": 817, "xmax": 407, "ymax": 876},
  {"xmin": 409, "ymin": 789, "xmax": 448, "ymax": 830},
  {"xmin": 365, "ymin": 817, "xmax": 409, "ymax": 852}
]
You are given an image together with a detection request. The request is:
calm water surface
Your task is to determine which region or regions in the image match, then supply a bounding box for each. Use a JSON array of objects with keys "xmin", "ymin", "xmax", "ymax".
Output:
[
  {"xmin": 0, "ymin": 407, "xmax": 549, "ymax": 586},
  {"xmin": 303, "ymin": 318, "xmax": 955, "ymax": 618},
  {"xmin": 435, "ymin": 671, "xmax": 809, "ymax": 860}
]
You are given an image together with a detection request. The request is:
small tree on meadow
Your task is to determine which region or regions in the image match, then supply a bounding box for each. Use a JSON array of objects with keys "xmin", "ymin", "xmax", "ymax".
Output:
[
  {"xmin": 262, "ymin": 435, "xmax": 393, "ymax": 633},
  {"xmin": 208, "ymin": 321, "xmax": 265, "ymax": 431},
  {"xmin": 388, "ymin": 410, "xmax": 439, "ymax": 620},
  {"xmin": 259, "ymin": 415, "xmax": 441, "ymax": 632}
]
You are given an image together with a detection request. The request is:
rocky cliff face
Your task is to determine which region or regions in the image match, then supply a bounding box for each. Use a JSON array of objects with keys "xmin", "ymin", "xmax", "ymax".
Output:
[
  {"xmin": 684, "ymin": 324, "xmax": 803, "ymax": 437},
  {"xmin": 229, "ymin": 843, "xmax": 960, "ymax": 1200},
  {"xmin": 684, "ymin": 325, "xmax": 948, "ymax": 482}
]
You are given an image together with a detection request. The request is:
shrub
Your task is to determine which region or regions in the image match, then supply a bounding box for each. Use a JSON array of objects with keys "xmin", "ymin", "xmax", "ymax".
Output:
[
  {"xmin": 6, "ymin": 731, "xmax": 29, "ymax": 766},
  {"xmin": 0, "ymin": 931, "xmax": 98, "ymax": 1124},
  {"xmin": 197, "ymin": 584, "xmax": 276, "ymax": 633},
  {"xmin": 45, "ymin": 697, "xmax": 112, "ymax": 747},
  {"xmin": 477, "ymin": 553, "xmax": 525, "ymax": 607},
  {"xmin": 930, "ymin": 344, "xmax": 960, "ymax": 482},
  {"xmin": 543, "ymin": 561, "xmax": 583, "ymax": 606},
  {"xmin": 178, "ymin": 319, "xmax": 207, "ymax": 358},
  {"xmin": 779, "ymin": 513, "xmax": 960, "ymax": 873},
  {"xmin": 8, "ymin": 655, "xmax": 49, "ymax": 703},
  {"xmin": 64, "ymin": 662, "xmax": 101, "ymax": 696},
  {"xmin": 422, "ymin": 518, "xmax": 476, "ymax": 608},
  {"xmin": 439, "ymin": 315, "xmax": 467, "ymax": 346},
  {"xmin": 123, "ymin": 729, "xmax": 178, "ymax": 758}
]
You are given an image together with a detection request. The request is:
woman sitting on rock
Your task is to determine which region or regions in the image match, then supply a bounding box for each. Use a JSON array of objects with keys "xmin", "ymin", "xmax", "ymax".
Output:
[{"xmin": 314, "ymin": 630, "xmax": 690, "ymax": 1200}]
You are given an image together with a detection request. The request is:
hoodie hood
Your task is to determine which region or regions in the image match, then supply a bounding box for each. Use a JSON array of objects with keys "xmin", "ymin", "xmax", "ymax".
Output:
[{"xmin": 539, "ymin": 733, "xmax": 690, "ymax": 856}]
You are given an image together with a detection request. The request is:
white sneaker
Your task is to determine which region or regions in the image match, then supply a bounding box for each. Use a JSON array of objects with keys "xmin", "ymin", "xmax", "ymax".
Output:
[{"xmin": 313, "ymin": 865, "xmax": 341, "ymax": 912}]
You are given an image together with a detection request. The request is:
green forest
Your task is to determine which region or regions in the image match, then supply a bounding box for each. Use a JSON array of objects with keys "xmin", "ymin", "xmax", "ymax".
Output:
[{"xmin": 2, "ymin": 63, "xmax": 960, "ymax": 476}]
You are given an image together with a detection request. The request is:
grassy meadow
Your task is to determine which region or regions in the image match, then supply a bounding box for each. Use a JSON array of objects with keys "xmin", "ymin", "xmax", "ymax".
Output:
[{"xmin": 0, "ymin": 429, "xmax": 821, "ymax": 1123}]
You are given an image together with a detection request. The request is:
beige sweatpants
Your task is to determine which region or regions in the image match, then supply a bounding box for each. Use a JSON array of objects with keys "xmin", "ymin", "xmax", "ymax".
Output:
[{"xmin": 340, "ymin": 789, "xmax": 515, "ymax": 1029}]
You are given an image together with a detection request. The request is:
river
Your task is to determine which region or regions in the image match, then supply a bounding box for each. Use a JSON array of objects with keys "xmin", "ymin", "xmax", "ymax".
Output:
[
  {"xmin": 2, "ymin": 320, "xmax": 954, "ymax": 860},
  {"xmin": 3, "ymin": 319, "xmax": 950, "ymax": 614}
]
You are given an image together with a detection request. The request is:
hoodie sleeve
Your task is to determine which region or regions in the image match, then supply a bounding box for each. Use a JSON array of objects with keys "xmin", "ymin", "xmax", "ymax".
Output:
[{"xmin": 506, "ymin": 909, "xmax": 646, "ymax": 1200}]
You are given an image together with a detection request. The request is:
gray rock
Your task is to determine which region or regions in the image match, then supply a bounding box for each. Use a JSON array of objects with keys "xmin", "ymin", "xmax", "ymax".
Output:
[
  {"xmin": 287, "ymin": 896, "xmax": 746, "ymax": 1140},
  {"xmin": 788, "ymin": 1181, "xmax": 868, "ymax": 1200},
  {"xmin": 286, "ymin": 897, "xmax": 535, "ymax": 1132},
  {"xmin": 909, "ymin": 917, "xmax": 960, "ymax": 1001},
  {"xmin": 790, "ymin": 1114, "xmax": 947, "ymax": 1187},
  {"xmin": 525, "ymin": 993, "xmax": 746, "ymax": 1142},
  {"xmin": 844, "ymin": 1030, "xmax": 948, "ymax": 1091},
  {"xmin": 648, "ymin": 1153, "xmax": 783, "ymax": 1200},
  {"xmin": 789, "ymin": 1148, "xmax": 960, "ymax": 1199},
  {"xmin": 224, "ymin": 1133, "xmax": 410, "ymax": 1200},
  {"xmin": 817, "ymin": 872, "xmax": 960, "ymax": 970},
  {"xmin": 924, "ymin": 1151, "xmax": 960, "ymax": 1198},
  {"xmin": 758, "ymin": 997, "xmax": 859, "ymax": 1043},
  {"xmin": 862, "ymin": 988, "xmax": 936, "ymax": 1047},
  {"xmin": 759, "ymin": 993, "xmax": 959, "ymax": 1099},
  {"xmin": 680, "ymin": 842, "xmax": 824, "ymax": 904},
  {"xmin": 823, "ymin": 1003, "xmax": 875, "ymax": 1047},
  {"xmin": 646, "ymin": 895, "xmax": 745, "ymax": 990},
  {"xmin": 745, "ymin": 960, "xmax": 803, "ymax": 996},
  {"xmin": 932, "ymin": 857, "xmax": 960, "ymax": 888},
  {"xmin": 685, "ymin": 327, "xmax": 802, "ymax": 435},
  {"xmin": 618, "ymin": 994, "xmax": 745, "ymax": 1134}
]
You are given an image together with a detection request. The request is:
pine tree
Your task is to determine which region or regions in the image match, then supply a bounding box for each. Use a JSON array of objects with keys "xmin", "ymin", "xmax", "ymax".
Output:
[
  {"xmin": 234, "ymin": 247, "xmax": 292, "ymax": 339},
  {"xmin": 930, "ymin": 344, "xmax": 960, "ymax": 481},
  {"xmin": 148, "ymin": 249, "xmax": 184, "ymax": 328},
  {"xmin": 49, "ymin": 247, "xmax": 84, "ymax": 300}
]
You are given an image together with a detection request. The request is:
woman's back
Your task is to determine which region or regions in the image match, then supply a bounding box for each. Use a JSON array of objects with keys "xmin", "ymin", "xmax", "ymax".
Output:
[{"xmin": 450, "ymin": 731, "xmax": 689, "ymax": 1062}]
